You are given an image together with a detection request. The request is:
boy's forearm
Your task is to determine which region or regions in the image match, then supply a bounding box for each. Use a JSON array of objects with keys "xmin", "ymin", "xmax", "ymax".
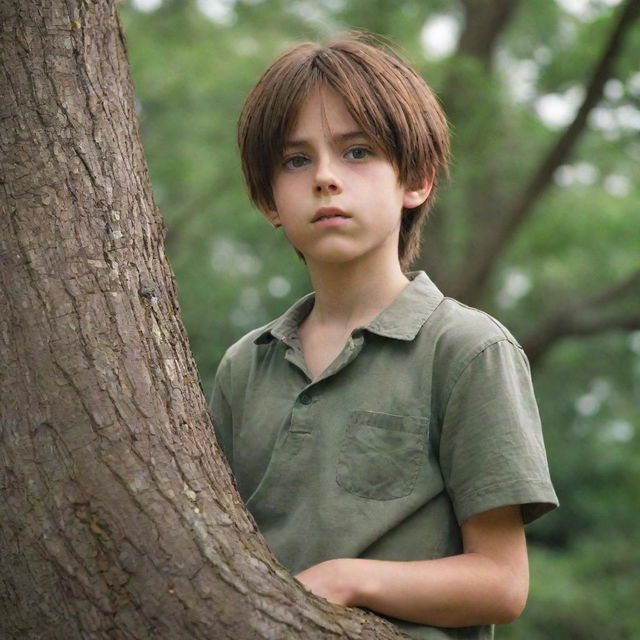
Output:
[
  {"xmin": 341, "ymin": 553, "xmax": 527, "ymax": 628},
  {"xmin": 295, "ymin": 507, "xmax": 528, "ymax": 627}
]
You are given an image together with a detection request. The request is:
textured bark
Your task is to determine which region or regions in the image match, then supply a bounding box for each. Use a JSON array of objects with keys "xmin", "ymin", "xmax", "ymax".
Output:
[{"xmin": 0, "ymin": 2, "xmax": 407, "ymax": 638}]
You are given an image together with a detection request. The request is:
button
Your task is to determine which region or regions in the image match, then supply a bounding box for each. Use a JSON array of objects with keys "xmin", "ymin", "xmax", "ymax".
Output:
[{"xmin": 299, "ymin": 393, "xmax": 312, "ymax": 405}]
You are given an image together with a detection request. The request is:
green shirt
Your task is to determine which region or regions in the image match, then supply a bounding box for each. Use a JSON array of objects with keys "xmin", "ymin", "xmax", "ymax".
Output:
[{"xmin": 210, "ymin": 271, "xmax": 558, "ymax": 640}]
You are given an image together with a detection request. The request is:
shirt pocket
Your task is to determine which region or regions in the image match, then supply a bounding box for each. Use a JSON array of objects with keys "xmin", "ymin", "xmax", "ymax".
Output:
[{"xmin": 336, "ymin": 410, "xmax": 429, "ymax": 500}]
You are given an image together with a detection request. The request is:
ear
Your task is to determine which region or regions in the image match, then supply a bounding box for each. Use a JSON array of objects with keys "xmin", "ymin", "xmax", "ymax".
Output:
[
  {"xmin": 402, "ymin": 173, "xmax": 434, "ymax": 209},
  {"xmin": 261, "ymin": 207, "xmax": 282, "ymax": 228}
]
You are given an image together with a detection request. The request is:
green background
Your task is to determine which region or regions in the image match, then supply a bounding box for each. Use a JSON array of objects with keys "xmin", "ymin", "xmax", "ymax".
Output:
[{"xmin": 119, "ymin": 1, "xmax": 640, "ymax": 637}]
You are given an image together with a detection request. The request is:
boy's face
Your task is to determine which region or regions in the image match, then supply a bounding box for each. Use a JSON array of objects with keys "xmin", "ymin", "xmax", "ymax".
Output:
[{"xmin": 264, "ymin": 87, "xmax": 429, "ymax": 270}]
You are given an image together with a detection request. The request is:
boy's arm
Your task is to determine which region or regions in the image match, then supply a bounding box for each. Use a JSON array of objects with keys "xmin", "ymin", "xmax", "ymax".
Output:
[
  {"xmin": 294, "ymin": 504, "xmax": 528, "ymax": 628},
  {"xmin": 208, "ymin": 354, "xmax": 235, "ymax": 467}
]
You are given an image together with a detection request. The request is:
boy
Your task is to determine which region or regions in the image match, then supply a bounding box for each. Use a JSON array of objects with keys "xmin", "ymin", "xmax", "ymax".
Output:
[{"xmin": 210, "ymin": 33, "xmax": 558, "ymax": 639}]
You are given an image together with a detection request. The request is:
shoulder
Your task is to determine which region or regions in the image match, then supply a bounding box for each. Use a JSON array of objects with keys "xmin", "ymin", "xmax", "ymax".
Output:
[
  {"xmin": 219, "ymin": 321, "xmax": 275, "ymax": 373},
  {"xmin": 222, "ymin": 289, "xmax": 314, "ymax": 367},
  {"xmin": 214, "ymin": 322, "xmax": 275, "ymax": 402},
  {"xmin": 425, "ymin": 295, "xmax": 528, "ymax": 387},
  {"xmin": 407, "ymin": 272, "xmax": 521, "ymax": 357},
  {"xmin": 218, "ymin": 289, "xmax": 314, "ymax": 382},
  {"xmin": 434, "ymin": 296, "xmax": 522, "ymax": 350}
]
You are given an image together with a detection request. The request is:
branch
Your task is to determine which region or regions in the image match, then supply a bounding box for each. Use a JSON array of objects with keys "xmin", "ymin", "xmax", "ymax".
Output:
[
  {"xmin": 523, "ymin": 266, "xmax": 640, "ymax": 367},
  {"xmin": 581, "ymin": 265, "xmax": 640, "ymax": 307},
  {"xmin": 452, "ymin": 0, "xmax": 640, "ymax": 304}
]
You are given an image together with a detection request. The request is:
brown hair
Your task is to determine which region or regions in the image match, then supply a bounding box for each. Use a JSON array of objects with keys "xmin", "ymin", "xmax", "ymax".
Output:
[{"xmin": 237, "ymin": 32, "xmax": 450, "ymax": 269}]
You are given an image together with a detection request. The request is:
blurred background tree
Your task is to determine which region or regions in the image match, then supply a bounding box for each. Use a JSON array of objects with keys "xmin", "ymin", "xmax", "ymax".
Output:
[{"xmin": 118, "ymin": 1, "xmax": 640, "ymax": 637}]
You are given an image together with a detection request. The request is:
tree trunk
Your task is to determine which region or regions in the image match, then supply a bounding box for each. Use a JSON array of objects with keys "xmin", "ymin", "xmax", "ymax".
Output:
[
  {"xmin": 458, "ymin": 0, "xmax": 520, "ymax": 70},
  {"xmin": 0, "ymin": 2, "xmax": 406, "ymax": 638}
]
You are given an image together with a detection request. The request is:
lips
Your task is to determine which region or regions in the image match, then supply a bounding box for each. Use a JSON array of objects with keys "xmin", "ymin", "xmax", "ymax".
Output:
[{"xmin": 312, "ymin": 207, "xmax": 350, "ymax": 223}]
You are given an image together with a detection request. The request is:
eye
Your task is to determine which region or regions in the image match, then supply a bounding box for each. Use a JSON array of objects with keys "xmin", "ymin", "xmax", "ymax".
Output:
[
  {"xmin": 345, "ymin": 146, "xmax": 372, "ymax": 160},
  {"xmin": 282, "ymin": 154, "xmax": 309, "ymax": 169}
]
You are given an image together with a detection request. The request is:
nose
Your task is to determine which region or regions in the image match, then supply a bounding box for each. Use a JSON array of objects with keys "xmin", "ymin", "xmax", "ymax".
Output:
[{"xmin": 313, "ymin": 156, "xmax": 343, "ymax": 196}]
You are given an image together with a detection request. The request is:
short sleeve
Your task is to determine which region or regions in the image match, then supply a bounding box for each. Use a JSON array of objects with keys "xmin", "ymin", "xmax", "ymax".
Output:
[
  {"xmin": 208, "ymin": 354, "xmax": 234, "ymax": 468},
  {"xmin": 439, "ymin": 339, "xmax": 558, "ymax": 525}
]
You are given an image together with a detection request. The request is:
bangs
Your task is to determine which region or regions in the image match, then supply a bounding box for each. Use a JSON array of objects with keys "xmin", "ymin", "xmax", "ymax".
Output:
[{"xmin": 237, "ymin": 33, "xmax": 449, "ymax": 268}]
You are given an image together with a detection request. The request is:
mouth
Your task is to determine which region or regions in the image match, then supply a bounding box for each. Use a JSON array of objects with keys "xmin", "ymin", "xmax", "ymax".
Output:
[{"xmin": 312, "ymin": 207, "xmax": 350, "ymax": 223}]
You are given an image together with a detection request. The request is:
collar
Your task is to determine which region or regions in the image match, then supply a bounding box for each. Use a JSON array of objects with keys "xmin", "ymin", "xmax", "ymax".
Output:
[{"xmin": 253, "ymin": 271, "xmax": 444, "ymax": 345}]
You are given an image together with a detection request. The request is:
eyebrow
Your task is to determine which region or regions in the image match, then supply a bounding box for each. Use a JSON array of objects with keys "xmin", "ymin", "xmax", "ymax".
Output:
[{"xmin": 283, "ymin": 130, "xmax": 369, "ymax": 149}]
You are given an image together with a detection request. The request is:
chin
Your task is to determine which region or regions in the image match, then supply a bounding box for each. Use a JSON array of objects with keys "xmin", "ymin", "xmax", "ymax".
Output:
[
  {"xmin": 306, "ymin": 249, "xmax": 365, "ymax": 265},
  {"xmin": 299, "ymin": 243, "xmax": 361, "ymax": 265}
]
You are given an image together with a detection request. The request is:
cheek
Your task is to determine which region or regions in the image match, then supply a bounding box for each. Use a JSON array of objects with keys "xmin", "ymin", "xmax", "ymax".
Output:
[
  {"xmin": 364, "ymin": 166, "xmax": 402, "ymax": 191},
  {"xmin": 273, "ymin": 175, "xmax": 305, "ymax": 201}
]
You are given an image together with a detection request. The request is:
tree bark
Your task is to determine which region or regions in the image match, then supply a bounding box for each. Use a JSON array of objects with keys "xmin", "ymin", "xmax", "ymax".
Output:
[{"xmin": 0, "ymin": 2, "xmax": 407, "ymax": 638}]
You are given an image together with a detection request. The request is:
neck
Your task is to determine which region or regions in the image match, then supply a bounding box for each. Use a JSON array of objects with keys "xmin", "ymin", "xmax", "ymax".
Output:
[{"xmin": 304, "ymin": 257, "xmax": 410, "ymax": 331}]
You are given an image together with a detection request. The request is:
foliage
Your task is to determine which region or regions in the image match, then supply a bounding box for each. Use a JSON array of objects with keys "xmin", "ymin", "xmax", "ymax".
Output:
[{"xmin": 118, "ymin": 1, "xmax": 640, "ymax": 636}]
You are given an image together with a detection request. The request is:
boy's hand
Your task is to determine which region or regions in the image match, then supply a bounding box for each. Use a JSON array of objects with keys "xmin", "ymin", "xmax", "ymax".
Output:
[{"xmin": 294, "ymin": 558, "xmax": 361, "ymax": 607}]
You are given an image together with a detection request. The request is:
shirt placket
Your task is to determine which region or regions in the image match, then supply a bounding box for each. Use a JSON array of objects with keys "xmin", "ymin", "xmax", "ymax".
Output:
[{"xmin": 282, "ymin": 331, "xmax": 366, "ymax": 434}]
